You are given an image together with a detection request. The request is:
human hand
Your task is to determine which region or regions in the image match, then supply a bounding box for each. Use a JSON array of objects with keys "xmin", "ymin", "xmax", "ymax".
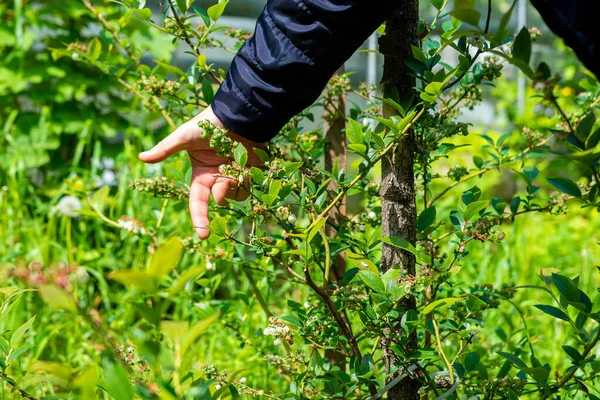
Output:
[{"xmin": 139, "ymin": 106, "xmax": 264, "ymax": 239}]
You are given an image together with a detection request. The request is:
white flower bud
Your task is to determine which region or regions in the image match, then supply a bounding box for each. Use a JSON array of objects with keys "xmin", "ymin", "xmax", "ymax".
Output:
[
  {"xmin": 368, "ymin": 211, "xmax": 377, "ymax": 220},
  {"xmin": 273, "ymin": 338, "xmax": 282, "ymax": 346},
  {"xmin": 287, "ymin": 214, "xmax": 297, "ymax": 224},
  {"xmin": 359, "ymin": 224, "xmax": 365, "ymax": 232},
  {"xmin": 239, "ymin": 377, "xmax": 247, "ymax": 384},
  {"xmin": 71, "ymin": 52, "xmax": 79, "ymax": 60},
  {"xmin": 215, "ymin": 384, "xmax": 221, "ymax": 390},
  {"xmin": 206, "ymin": 261, "xmax": 215, "ymax": 271},
  {"xmin": 55, "ymin": 195, "xmax": 82, "ymax": 218}
]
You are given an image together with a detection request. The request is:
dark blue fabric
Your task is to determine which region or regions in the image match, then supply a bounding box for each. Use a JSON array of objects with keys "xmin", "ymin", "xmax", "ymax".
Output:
[
  {"xmin": 212, "ymin": 0, "xmax": 600, "ymax": 143},
  {"xmin": 531, "ymin": 0, "xmax": 599, "ymax": 79},
  {"xmin": 211, "ymin": 0, "xmax": 399, "ymax": 142}
]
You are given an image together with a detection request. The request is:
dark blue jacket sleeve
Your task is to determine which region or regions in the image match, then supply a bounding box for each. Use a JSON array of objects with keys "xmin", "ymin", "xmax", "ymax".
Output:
[
  {"xmin": 531, "ymin": 0, "xmax": 599, "ymax": 79},
  {"xmin": 211, "ymin": 0, "xmax": 399, "ymax": 143}
]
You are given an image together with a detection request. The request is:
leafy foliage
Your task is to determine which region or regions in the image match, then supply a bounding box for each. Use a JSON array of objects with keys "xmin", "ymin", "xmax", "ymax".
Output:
[{"xmin": 1, "ymin": 0, "xmax": 600, "ymax": 399}]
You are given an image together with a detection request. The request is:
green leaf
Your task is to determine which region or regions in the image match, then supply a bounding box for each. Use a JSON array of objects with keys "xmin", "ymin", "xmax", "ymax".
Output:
[
  {"xmin": 497, "ymin": 351, "xmax": 527, "ymax": 369},
  {"xmin": 411, "ymin": 45, "xmax": 427, "ymax": 64},
  {"xmin": 382, "ymin": 236, "xmax": 430, "ymax": 264},
  {"xmin": 551, "ymin": 274, "xmax": 579, "ymax": 303},
  {"xmin": 492, "ymin": 0, "xmax": 517, "ymax": 47},
  {"xmin": 576, "ymin": 112, "xmax": 596, "ymax": 143},
  {"xmin": 207, "ymin": 1, "xmax": 228, "ymax": 21},
  {"xmin": 376, "ymin": 97, "xmax": 405, "ymax": 116},
  {"xmin": 10, "ymin": 316, "xmax": 35, "ymax": 348},
  {"xmin": 101, "ymin": 358, "xmax": 134, "ymax": 400},
  {"xmin": 401, "ymin": 310, "xmax": 419, "ymax": 332},
  {"xmin": 547, "ymin": 177, "xmax": 581, "ymax": 198},
  {"xmin": 346, "ymin": 252, "xmax": 379, "ymax": 273},
  {"xmin": 421, "ymin": 297, "xmax": 463, "ymax": 315},
  {"xmin": 192, "ymin": 6, "xmax": 211, "ymax": 26},
  {"xmin": 88, "ymin": 38, "xmax": 102, "ymax": 61},
  {"xmin": 562, "ymin": 345, "xmax": 583, "ymax": 362},
  {"xmin": 306, "ymin": 216, "xmax": 328, "ymax": 243},
  {"xmin": 464, "ymin": 352, "xmax": 481, "ymax": 372},
  {"xmin": 110, "ymin": 270, "xmax": 158, "ymax": 293},
  {"xmin": 133, "ymin": 7, "xmax": 152, "ymax": 20},
  {"xmin": 250, "ymin": 167, "xmax": 264, "ymax": 185},
  {"xmin": 586, "ymin": 128, "xmax": 600, "ymax": 149},
  {"xmin": 38, "ymin": 285, "xmax": 76, "ymax": 311},
  {"xmin": 176, "ymin": 0, "xmax": 187, "ymax": 13},
  {"xmin": 430, "ymin": 0, "xmax": 444, "ymax": 11},
  {"xmin": 534, "ymin": 304, "xmax": 570, "ymax": 321},
  {"xmin": 7, "ymin": 345, "xmax": 32, "ymax": 364},
  {"xmin": 450, "ymin": 8, "xmax": 481, "ymax": 27},
  {"xmin": 492, "ymin": 197, "xmax": 506, "ymax": 215},
  {"xmin": 462, "ymin": 186, "xmax": 481, "ymax": 205},
  {"xmin": 513, "ymin": 27, "xmax": 532, "ymax": 64},
  {"xmin": 346, "ymin": 119, "xmax": 364, "ymax": 145},
  {"xmin": 181, "ymin": 312, "xmax": 220, "ymax": 354},
  {"xmin": 358, "ymin": 270, "xmax": 385, "ymax": 293},
  {"xmin": 417, "ymin": 207, "xmax": 436, "ymax": 232},
  {"xmin": 210, "ymin": 216, "xmax": 228, "ymax": 237},
  {"xmin": 148, "ymin": 237, "xmax": 183, "ymax": 278},
  {"xmin": 233, "ymin": 143, "xmax": 248, "ymax": 168},
  {"xmin": 202, "ymin": 79, "xmax": 214, "ymax": 103},
  {"xmin": 473, "ymin": 155, "xmax": 483, "ymax": 168},
  {"xmin": 349, "ymin": 143, "xmax": 367, "ymax": 154},
  {"xmin": 464, "ymin": 200, "xmax": 488, "ymax": 221}
]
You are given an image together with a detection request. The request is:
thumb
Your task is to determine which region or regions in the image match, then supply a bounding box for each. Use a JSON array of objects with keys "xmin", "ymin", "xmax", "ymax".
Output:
[{"xmin": 139, "ymin": 127, "xmax": 188, "ymax": 164}]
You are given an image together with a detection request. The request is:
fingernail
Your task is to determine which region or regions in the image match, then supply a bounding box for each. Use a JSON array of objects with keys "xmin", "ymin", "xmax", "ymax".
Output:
[
  {"xmin": 194, "ymin": 225, "xmax": 209, "ymax": 230},
  {"xmin": 140, "ymin": 151, "xmax": 149, "ymax": 156}
]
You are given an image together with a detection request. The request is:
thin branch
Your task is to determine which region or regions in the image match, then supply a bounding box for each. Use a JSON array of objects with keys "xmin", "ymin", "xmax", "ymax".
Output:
[
  {"xmin": 0, "ymin": 372, "xmax": 37, "ymax": 400},
  {"xmin": 169, "ymin": 1, "xmax": 223, "ymax": 84}
]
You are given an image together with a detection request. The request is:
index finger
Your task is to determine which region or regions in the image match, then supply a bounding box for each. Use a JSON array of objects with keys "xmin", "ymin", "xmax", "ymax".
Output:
[{"xmin": 189, "ymin": 168, "xmax": 218, "ymax": 239}]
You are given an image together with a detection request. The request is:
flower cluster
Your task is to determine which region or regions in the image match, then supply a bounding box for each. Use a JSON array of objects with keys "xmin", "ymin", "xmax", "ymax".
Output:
[
  {"xmin": 264, "ymin": 352, "xmax": 305, "ymax": 375},
  {"xmin": 117, "ymin": 216, "xmax": 147, "ymax": 235},
  {"xmin": 129, "ymin": 177, "xmax": 189, "ymax": 200},
  {"xmin": 115, "ymin": 345, "xmax": 149, "ymax": 372},
  {"xmin": 448, "ymin": 165, "xmax": 469, "ymax": 181},
  {"xmin": 521, "ymin": 126, "xmax": 545, "ymax": 147},
  {"xmin": 331, "ymin": 285, "xmax": 368, "ymax": 311},
  {"xmin": 464, "ymin": 218, "xmax": 504, "ymax": 243},
  {"xmin": 263, "ymin": 317, "xmax": 293, "ymax": 345},
  {"xmin": 137, "ymin": 74, "xmax": 180, "ymax": 97},
  {"xmin": 53, "ymin": 195, "xmax": 82, "ymax": 217},
  {"xmin": 198, "ymin": 119, "xmax": 236, "ymax": 158},
  {"xmin": 224, "ymin": 28, "xmax": 252, "ymax": 43},
  {"xmin": 548, "ymin": 191, "xmax": 569, "ymax": 215},
  {"xmin": 480, "ymin": 57, "xmax": 503, "ymax": 82},
  {"xmin": 528, "ymin": 27, "xmax": 542, "ymax": 41},
  {"xmin": 6, "ymin": 262, "xmax": 89, "ymax": 289}
]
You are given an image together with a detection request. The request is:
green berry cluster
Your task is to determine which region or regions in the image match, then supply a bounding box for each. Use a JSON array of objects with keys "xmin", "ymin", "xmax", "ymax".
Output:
[
  {"xmin": 129, "ymin": 177, "xmax": 189, "ymax": 200},
  {"xmin": 198, "ymin": 120, "xmax": 235, "ymax": 158}
]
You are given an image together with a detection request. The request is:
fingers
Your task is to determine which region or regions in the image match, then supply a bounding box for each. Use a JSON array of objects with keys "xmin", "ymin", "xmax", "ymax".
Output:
[
  {"xmin": 139, "ymin": 124, "xmax": 190, "ymax": 164},
  {"xmin": 189, "ymin": 172, "xmax": 214, "ymax": 240},
  {"xmin": 212, "ymin": 177, "xmax": 236, "ymax": 206}
]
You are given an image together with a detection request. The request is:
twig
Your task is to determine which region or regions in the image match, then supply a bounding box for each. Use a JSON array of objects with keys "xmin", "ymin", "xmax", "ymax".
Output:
[
  {"xmin": 81, "ymin": 0, "xmax": 177, "ymax": 130},
  {"xmin": 168, "ymin": 1, "xmax": 223, "ymax": 84},
  {"xmin": 242, "ymin": 267, "xmax": 292, "ymax": 354},
  {"xmin": 540, "ymin": 328, "xmax": 600, "ymax": 399},
  {"xmin": 0, "ymin": 372, "xmax": 37, "ymax": 400}
]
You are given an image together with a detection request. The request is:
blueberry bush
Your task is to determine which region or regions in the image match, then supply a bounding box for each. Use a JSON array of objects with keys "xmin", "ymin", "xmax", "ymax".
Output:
[{"xmin": 1, "ymin": 0, "xmax": 600, "ymax": 399}]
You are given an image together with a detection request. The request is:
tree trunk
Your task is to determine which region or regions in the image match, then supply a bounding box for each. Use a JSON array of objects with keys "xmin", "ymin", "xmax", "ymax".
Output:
[
  {"xmin": 379, "ymin": 1, "xmax": 420, "ymax": 399},
  {"xmin": 324, "ymin": 66, "xmax": 348, "ymax": 367}
]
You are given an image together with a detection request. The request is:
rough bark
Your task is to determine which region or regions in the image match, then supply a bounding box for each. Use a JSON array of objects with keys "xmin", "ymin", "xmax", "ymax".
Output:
[
  {"xmin": 324, "ymin": 66, "xmax": 348, "ymax": 367},
  {"xmin": 324, "ymin": 66, "xmax": 347, "ymax": 283},
  {"xmin": 379, "ymin": 1, "xmax": 420, "ymax": 399}
]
